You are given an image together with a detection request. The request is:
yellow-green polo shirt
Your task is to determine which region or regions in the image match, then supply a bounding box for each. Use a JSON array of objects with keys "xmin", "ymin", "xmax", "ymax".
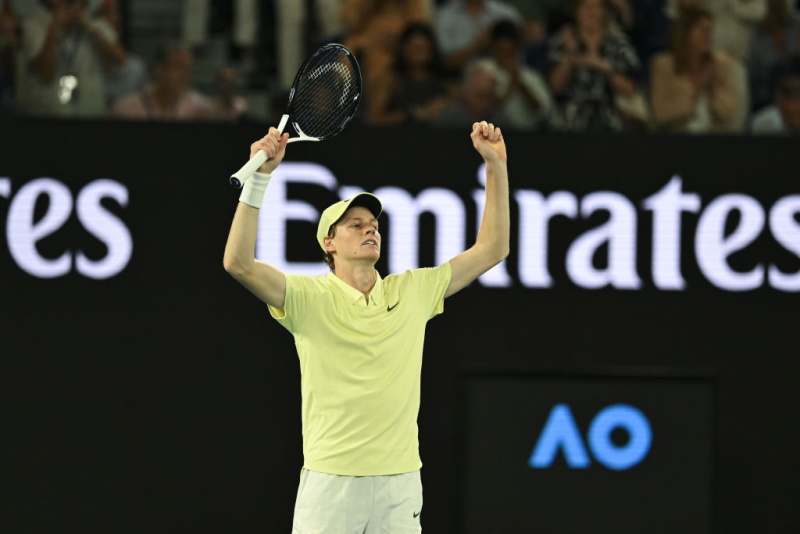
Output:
[{"xmin": 268, "ymin": 262, "xmax": 451, "ymax": 476}]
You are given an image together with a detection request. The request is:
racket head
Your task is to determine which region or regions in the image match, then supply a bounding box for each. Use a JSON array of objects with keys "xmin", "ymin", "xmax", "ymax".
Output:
[{"xmin": 286, "ymin": 43, "xmax": 362, "ymax": 141}]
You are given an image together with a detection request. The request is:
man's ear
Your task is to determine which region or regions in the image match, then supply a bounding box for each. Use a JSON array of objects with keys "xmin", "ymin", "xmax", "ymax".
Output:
[{"xmin": 323, "ymin": 235, "xmax": 335, "ymax": 252}]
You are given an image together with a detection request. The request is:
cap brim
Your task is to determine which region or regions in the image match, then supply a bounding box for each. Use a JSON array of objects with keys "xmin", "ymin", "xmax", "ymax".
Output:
[{"xmin": 348, "ymin": 193, "xmax": 382, "ymax": 220}]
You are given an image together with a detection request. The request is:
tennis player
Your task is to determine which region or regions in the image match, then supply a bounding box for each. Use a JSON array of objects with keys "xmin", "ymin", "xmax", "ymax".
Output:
[{"xmin": 223, "ymin": 121, "xmax": 509, "ymax": 533}]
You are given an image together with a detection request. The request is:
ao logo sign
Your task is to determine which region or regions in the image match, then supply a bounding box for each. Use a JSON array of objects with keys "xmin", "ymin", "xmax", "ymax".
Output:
[
  {"xmin": 0, "ymin": 177, "xmax": 132, "ymax": 279},
  {"xmin": 529, "ymin": 404, "xmax": 652, "ymax": 471}
]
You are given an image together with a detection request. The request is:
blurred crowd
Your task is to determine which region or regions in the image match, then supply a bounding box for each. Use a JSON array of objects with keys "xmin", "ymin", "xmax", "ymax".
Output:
[{"xmin": 1, "ymin": 0, "xmax": 800, "ymax": 134}]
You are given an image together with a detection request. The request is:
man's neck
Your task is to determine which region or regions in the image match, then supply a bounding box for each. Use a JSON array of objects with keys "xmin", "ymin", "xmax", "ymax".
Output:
[{"xmin": 335, "ymin": 263, "xmax": 378, "ymax": 303}]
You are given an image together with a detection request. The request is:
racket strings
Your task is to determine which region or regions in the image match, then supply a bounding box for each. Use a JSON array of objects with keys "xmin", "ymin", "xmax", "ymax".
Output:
[{"xmin": 290, "ymin": 48, "xmax": 361, "ymax": 139}]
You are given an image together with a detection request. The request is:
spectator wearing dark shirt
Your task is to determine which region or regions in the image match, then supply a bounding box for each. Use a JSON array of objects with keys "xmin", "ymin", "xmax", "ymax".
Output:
[
  {"xmin": 545, "ymin": 0, "xmax": 642, "ymax": 131},
  {"xmin": 750, "ymin": 68, "xmax": 800, "ymax": 132},
  {"xmin": 366, "ymin": 22, "xmax": 456, "ymax": 125},
  {"xmin": 746, "ymin": 0, "xmax": 800, "ymax": 111}
]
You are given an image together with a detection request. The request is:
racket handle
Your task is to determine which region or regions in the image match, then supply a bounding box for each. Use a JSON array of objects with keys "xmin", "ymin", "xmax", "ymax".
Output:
[
  {"xmin": 229, "ymin": 115, "xmax": 291, "ymax": 188},
  {"xmin": 230, "ymin": 150, "xmax": 268, "ymax": 188}
]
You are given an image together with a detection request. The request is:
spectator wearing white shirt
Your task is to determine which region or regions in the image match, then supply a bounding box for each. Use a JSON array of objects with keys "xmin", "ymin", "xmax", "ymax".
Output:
[
  {"xmin": 16, "ymin": 0, "xmax": 125, "ymax": 118},
  {"xmin": 488, "ymin": 18, "xmax": 554, "ymax": 130}
]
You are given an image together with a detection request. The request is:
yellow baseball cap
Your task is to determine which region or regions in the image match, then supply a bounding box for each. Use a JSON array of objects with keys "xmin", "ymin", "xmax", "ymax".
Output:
[{"xmin": 316, "ymin": 193, "xmax": 382, "ymax": 251}]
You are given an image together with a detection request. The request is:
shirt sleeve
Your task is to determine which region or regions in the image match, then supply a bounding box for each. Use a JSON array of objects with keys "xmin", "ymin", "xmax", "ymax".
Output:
[
  {"xmin": 89, "ymin": 17, "xmax": 118, "ymax": 43},
  {"xmin": 268, "ymin": 274, "xmax": 324, "ymax": 333},
  {"xmin": 404, "ymin": 262, "xmax": 452, "ymax": 320}
]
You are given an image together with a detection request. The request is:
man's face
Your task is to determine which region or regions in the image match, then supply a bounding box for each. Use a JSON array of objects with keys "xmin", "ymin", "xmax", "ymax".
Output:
[
  {"xmin": 688, "ymin": 17, "xmax": 713, "ymax": 53},
  {"xmin": 463, "ymin": 71, "xmax": 497, "ymax": 116},
  {"xmin": 490, "ymin": 38, "xmax": 518, "ymax": 66},
  {"xmin": 402, "ymin": 33, "xmax": 433, "ymax": 67},
  {"xmin": 327, "ymin": 206, "xmax": 381, "ymax": 266},
  {"xmin": 156, "ymin": 49, "xmax": 193, "ymax": 93},
  {"xmin": 576, "ymin": 0, "xmax": 606, "ymax": 31}
]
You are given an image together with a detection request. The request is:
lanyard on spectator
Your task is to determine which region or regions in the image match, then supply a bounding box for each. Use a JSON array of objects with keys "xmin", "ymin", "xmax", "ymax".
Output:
[
  {"xmin": 59, "ymin": 28, "xmax": 83, "ymax": 73},
  {"xmin": 57, "ymin": 28, "xmax": 83, "ymax": 105}
]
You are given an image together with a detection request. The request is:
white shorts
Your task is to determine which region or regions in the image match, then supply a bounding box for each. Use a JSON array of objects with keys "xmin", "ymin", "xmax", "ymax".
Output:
[{"xmin": 291, "ymin": 468, "xmax": 423, "ymax": 534}]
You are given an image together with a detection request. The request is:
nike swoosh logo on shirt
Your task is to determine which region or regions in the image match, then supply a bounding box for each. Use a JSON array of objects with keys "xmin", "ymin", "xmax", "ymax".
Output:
[{"xmin": 387, "ymin": 302, "xmax": 399, "ymax": 312}]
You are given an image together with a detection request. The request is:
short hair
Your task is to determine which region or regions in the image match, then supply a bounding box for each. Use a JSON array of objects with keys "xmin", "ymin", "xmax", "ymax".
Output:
[
  {"xmin": 322, "ymin": 223, "xmax": 338, "ymax": 271},
  {"xmin": 150, "ymin": 41, "xmax": 191, "ymax": 69},
  {"xmin": 394, "ymin": 22, "xmax": 445, "ymax": 75},
  {"xmin": 670, "ymin": 6, "xmax": 713, "ymax": 74},
  {"xmin": 567, "ymin": 0, "xmax": 612, "ymax": 20},
  {"xmin": 491, "ymin": 19, "xmax": 521, "ymax": 44},
  {"xmin": 461, "ymin": 57, "xmax": 501, "ymax": 86}
]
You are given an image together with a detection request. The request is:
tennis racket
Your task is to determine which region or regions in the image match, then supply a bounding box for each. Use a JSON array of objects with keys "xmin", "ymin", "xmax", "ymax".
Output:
[{"xmin": 229, "ymin": 43, "xmax": 362, "ymax": 188}]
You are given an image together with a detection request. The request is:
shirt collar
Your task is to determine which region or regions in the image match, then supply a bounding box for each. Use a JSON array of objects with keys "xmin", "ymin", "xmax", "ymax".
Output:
[{"xmin": 326, "ymin": 270, "xmax": 384, "ymax": 306}]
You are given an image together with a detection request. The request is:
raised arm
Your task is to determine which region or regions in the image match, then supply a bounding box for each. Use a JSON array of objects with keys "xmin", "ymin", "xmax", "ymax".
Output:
[
  {"xmin": 223, "ymin": 128, "xmax": 290, "ymax": 309},
  {"xmin": 445, "ymin": 121, "xmax": 510, "ymax": 298}
]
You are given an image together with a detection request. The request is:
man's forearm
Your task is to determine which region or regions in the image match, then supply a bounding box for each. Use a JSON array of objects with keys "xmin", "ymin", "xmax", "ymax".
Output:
[
  {"xmin": 223, "ymin": 202, "xmax": 260, "ymax": 277},
  {"xmin": 475, "ymin": 160, "xmax": 510, "ymax": 260}
]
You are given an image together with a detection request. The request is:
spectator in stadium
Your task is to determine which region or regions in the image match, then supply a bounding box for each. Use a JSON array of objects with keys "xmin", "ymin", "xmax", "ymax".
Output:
[
  {"xmin": 98, "ymin": 0, "xmax": 147, "ymax": 109},
  {"xmin": 488, "ymin": 18, "xmax": 554, "ymax": 130},
  {"xmin": 649, "ymin": 6, "xmax": 741, "ymax": 132},
  {"xmin": 432, "ymin": 56, "xmax": 513, "ymax": 127},
  {"xmin": 434, "ymin": 0, "xmax": 524, "ymax": 73},
  {"xmin": 545, "ymin": 0, "xmax": 642, "ymax": 132},
  {"xmin": 341, "ymin": 0, "xmax": 431, "ymax": 88},
  {"xmin": 273, "ymin": 0, "xmax": 348, "ymax": 90},
  {"xmin": 664, "ymin": 0, "xmax": 767, "ymax": 61},
  {"xmin": 208, "ymin": 65, "xmax": 249, "ymax": 122},
  {"xmin": 498, "ymin": 0, "xmax": 568, "ymax": 70},
  {"xmin": 365, "ymin": 21, "xmax": 455, "ymax": 125},
  {"xmin": 746, "ymin": 0, "xmax": 800, "ymax": 111},
  {"xmin": 110, "ymin": 41, "xmax": 216, "ymax": 121},
  {"xmin": 16, "ymin": 0, "xmax": 126, "ymax": 118},
  {"xmin": 626, "ymin": 0, "xmax": 672, "ymax": 77},
  {"xmin": 0, "ymin": 0, "xmax": 17, "ymax": 112},
  {"xmin": 749, "ymin": 70, "xmax": 800, "ymax": 132}
]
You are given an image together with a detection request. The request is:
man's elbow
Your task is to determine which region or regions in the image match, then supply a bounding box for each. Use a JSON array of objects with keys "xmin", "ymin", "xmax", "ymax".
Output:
[
  {"xmin": 488, "ymin": 244, "xmax": 510, "ymax": 266},
  {"xmin": 494, "ymin": 246, "xmax": 510, "ymax": 265},
  {"xmin": 499, "ymin": 245, "xmax": 510, "ymax": 261},
  {"xmin": 223, "ymin": 255, "xmax": 248, "ymax": 280}
]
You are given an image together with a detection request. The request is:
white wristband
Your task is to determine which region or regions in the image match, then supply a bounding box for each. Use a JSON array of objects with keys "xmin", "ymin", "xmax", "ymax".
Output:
[{"xmin": 238, "ymin": 172, "xmax": 271, "ymax": 209}]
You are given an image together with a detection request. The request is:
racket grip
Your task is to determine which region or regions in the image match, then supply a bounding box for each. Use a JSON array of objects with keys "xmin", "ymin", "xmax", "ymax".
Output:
[
  {"xmin": 229, "ymin": 115, "xmax": 290, "ymax": 188},
  {"xmin": 230, "ymin": 150, "xmax": 269, "ymax": 189}
]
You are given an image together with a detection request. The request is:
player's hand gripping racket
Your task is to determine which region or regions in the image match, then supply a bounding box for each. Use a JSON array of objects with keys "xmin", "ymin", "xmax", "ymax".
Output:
[{"xmin": 229, "ymin": 43, "xmax": 362, "ymax": 188}]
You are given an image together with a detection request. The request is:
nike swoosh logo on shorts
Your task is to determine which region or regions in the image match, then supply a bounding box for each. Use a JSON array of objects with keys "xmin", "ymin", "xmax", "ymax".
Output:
[{"xmin": 413, "ymin": 511, "xmax": 421, "ymax": 518}]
